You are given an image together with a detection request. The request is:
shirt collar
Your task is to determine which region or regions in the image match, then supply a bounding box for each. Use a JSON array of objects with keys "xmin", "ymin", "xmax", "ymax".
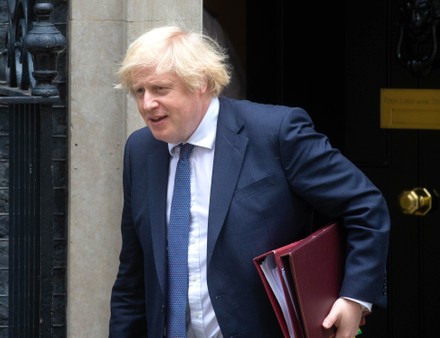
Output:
[{"xmin": 168, "ymin": 96, "xmax": 219, "ymax": 155}]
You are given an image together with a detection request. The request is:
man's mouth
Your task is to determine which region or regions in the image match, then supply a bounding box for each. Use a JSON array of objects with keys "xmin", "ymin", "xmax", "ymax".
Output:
[{"xmin": 150, "ymin": 115, "xmax": 166, "ymax": 122}]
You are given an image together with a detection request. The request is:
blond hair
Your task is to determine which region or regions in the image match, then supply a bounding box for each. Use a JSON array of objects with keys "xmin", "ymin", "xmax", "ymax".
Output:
[{"xmin": 117, "ymin": 26, "xmax": 231, "ymax": 96}]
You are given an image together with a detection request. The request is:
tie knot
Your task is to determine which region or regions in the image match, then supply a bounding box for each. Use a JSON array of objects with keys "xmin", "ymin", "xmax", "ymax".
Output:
[{"xmin": 179, "ymin": 143, "xmax": 194, "ymax": 160}]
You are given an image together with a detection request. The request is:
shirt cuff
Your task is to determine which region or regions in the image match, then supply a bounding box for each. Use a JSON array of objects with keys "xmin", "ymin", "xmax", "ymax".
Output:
[{"xmin": 343, "ymin": 297, "xmax": 372, "ymax": 314}]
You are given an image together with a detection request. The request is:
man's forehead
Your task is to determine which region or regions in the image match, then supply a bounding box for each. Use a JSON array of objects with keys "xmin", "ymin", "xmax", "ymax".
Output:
[{"xmin": 131, "ymin": 68, "xmax": 178, "ymax": 83}]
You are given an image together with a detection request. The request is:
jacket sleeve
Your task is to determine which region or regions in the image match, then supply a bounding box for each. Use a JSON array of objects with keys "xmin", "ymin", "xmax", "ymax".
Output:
[
  {"xmin": 279, "ymin": 107, "xmax": 390, "ymax": 308},
  {"xmin": 109, "ymin": 137, "xmax": 148, "ymax": 337}
]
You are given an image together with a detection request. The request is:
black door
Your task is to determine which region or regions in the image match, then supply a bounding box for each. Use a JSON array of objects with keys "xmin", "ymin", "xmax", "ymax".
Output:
[
  {"xmin": 342, "ymin": 1, "xmax": 440, "ymax": 337},
  {"xmin": 207, "ymin": 0, "xmax": 440, "ymax": 336}
]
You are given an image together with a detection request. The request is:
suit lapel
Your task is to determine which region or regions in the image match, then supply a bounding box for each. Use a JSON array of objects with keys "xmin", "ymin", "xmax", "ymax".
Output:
[
  {"xmin": 207, "ymin": 101, "xmax": 248, "ymax": 266},
  {"xmin": 147, "ymin": 142, "xmax": 169, "ymax": 295}
]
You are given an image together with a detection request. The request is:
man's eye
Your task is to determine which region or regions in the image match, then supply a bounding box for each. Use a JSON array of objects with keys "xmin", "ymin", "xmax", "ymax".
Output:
[{"xmin": 135, "ymin": 88, "xmax": 144, "ymax": 96}]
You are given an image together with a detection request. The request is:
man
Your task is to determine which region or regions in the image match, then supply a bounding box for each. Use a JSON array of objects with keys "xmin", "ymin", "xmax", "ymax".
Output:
[{"xmin": 109, "ymin": 26, "xmax": 390, "ymax": 337}]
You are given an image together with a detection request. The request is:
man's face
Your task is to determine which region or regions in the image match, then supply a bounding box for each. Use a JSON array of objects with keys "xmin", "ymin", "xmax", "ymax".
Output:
[{"xmin": 131, "ymin": 68, "xmax": 209, "ymax": 144}]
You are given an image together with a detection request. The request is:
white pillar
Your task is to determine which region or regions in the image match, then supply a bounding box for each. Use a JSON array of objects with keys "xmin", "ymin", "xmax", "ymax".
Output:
[{"xmin": 67, "ymin": 0, "xmax": 201, "ymax": 336}]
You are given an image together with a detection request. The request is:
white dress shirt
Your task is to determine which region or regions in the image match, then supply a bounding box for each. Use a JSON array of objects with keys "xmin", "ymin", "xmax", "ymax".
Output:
[{"xmin": 167, "ymin": 97, "xmax": 223, "ymax": 338}]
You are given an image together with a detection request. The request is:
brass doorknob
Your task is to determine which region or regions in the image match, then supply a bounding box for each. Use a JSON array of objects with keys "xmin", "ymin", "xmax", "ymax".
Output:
[{"xmin": 399, "ymin": 187, "xmax": 432, "ymax": 216}]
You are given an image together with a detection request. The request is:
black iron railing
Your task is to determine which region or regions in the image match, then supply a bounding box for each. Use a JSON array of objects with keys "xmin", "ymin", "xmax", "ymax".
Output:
[{"xmin": 0, "ymin": 1, "xmax": 66, "ymax": 337}]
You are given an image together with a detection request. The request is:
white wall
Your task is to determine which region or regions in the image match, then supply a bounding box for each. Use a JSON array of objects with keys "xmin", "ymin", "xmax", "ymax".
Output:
[{"xmin": 67, "ymin": 1, "xmax": 201, "ymax": 336}]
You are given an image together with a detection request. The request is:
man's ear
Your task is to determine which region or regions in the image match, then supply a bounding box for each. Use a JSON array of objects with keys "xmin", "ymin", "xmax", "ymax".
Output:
[{"xmin": 199, "ymin": 79, "xmax": 209, "ymax": 94}]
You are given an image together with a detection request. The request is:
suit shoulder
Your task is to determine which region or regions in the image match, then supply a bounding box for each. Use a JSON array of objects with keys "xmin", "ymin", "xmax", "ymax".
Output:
[
  {"xmin": 127, "ymin": 127, "xmax": 149, "ymax": 142},
  {"xmin": 219, "ymin": 96, "xmax": 312, "ymax": 127},
  {"xmin": 126, "ymin": 127, "xmax": 155, "ymax": 147},
  {"xmin": 124, "ymin": 127, "xmax": 166, "ymax": 156}
]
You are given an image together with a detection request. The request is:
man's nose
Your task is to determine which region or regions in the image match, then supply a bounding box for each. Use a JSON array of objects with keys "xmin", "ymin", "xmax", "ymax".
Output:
[{"xmin": 142, "ymin": 92, "xmax": 158, "ymax": 110}]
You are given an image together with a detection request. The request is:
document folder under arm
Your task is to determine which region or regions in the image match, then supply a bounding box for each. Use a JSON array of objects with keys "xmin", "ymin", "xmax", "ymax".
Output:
[{"xmin": 253, "ymin": 222, "xmax": 344, "ymax": 338}]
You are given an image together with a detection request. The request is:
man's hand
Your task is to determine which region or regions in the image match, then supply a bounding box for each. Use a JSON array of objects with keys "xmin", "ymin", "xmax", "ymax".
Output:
[{"xmin": 322, "ymin": 297, "xmax": 363, "ymax": 338}]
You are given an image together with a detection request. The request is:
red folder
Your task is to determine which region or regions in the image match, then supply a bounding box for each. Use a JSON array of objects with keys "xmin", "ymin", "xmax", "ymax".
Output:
[{"xmin": 253, "ymin": 222, "xmax": 344, "ymax": 338}]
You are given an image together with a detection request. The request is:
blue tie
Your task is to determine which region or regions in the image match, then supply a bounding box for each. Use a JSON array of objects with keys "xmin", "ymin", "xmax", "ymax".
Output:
[{"xmin": 167, "ymin": 143, "xmax": 194, "ymax": 338}]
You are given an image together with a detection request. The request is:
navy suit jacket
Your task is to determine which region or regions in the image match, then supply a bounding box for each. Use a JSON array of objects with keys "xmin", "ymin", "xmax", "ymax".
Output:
[{"xmin": 109, "ymin": 97, "xmax": 390, "ymax": 337}]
